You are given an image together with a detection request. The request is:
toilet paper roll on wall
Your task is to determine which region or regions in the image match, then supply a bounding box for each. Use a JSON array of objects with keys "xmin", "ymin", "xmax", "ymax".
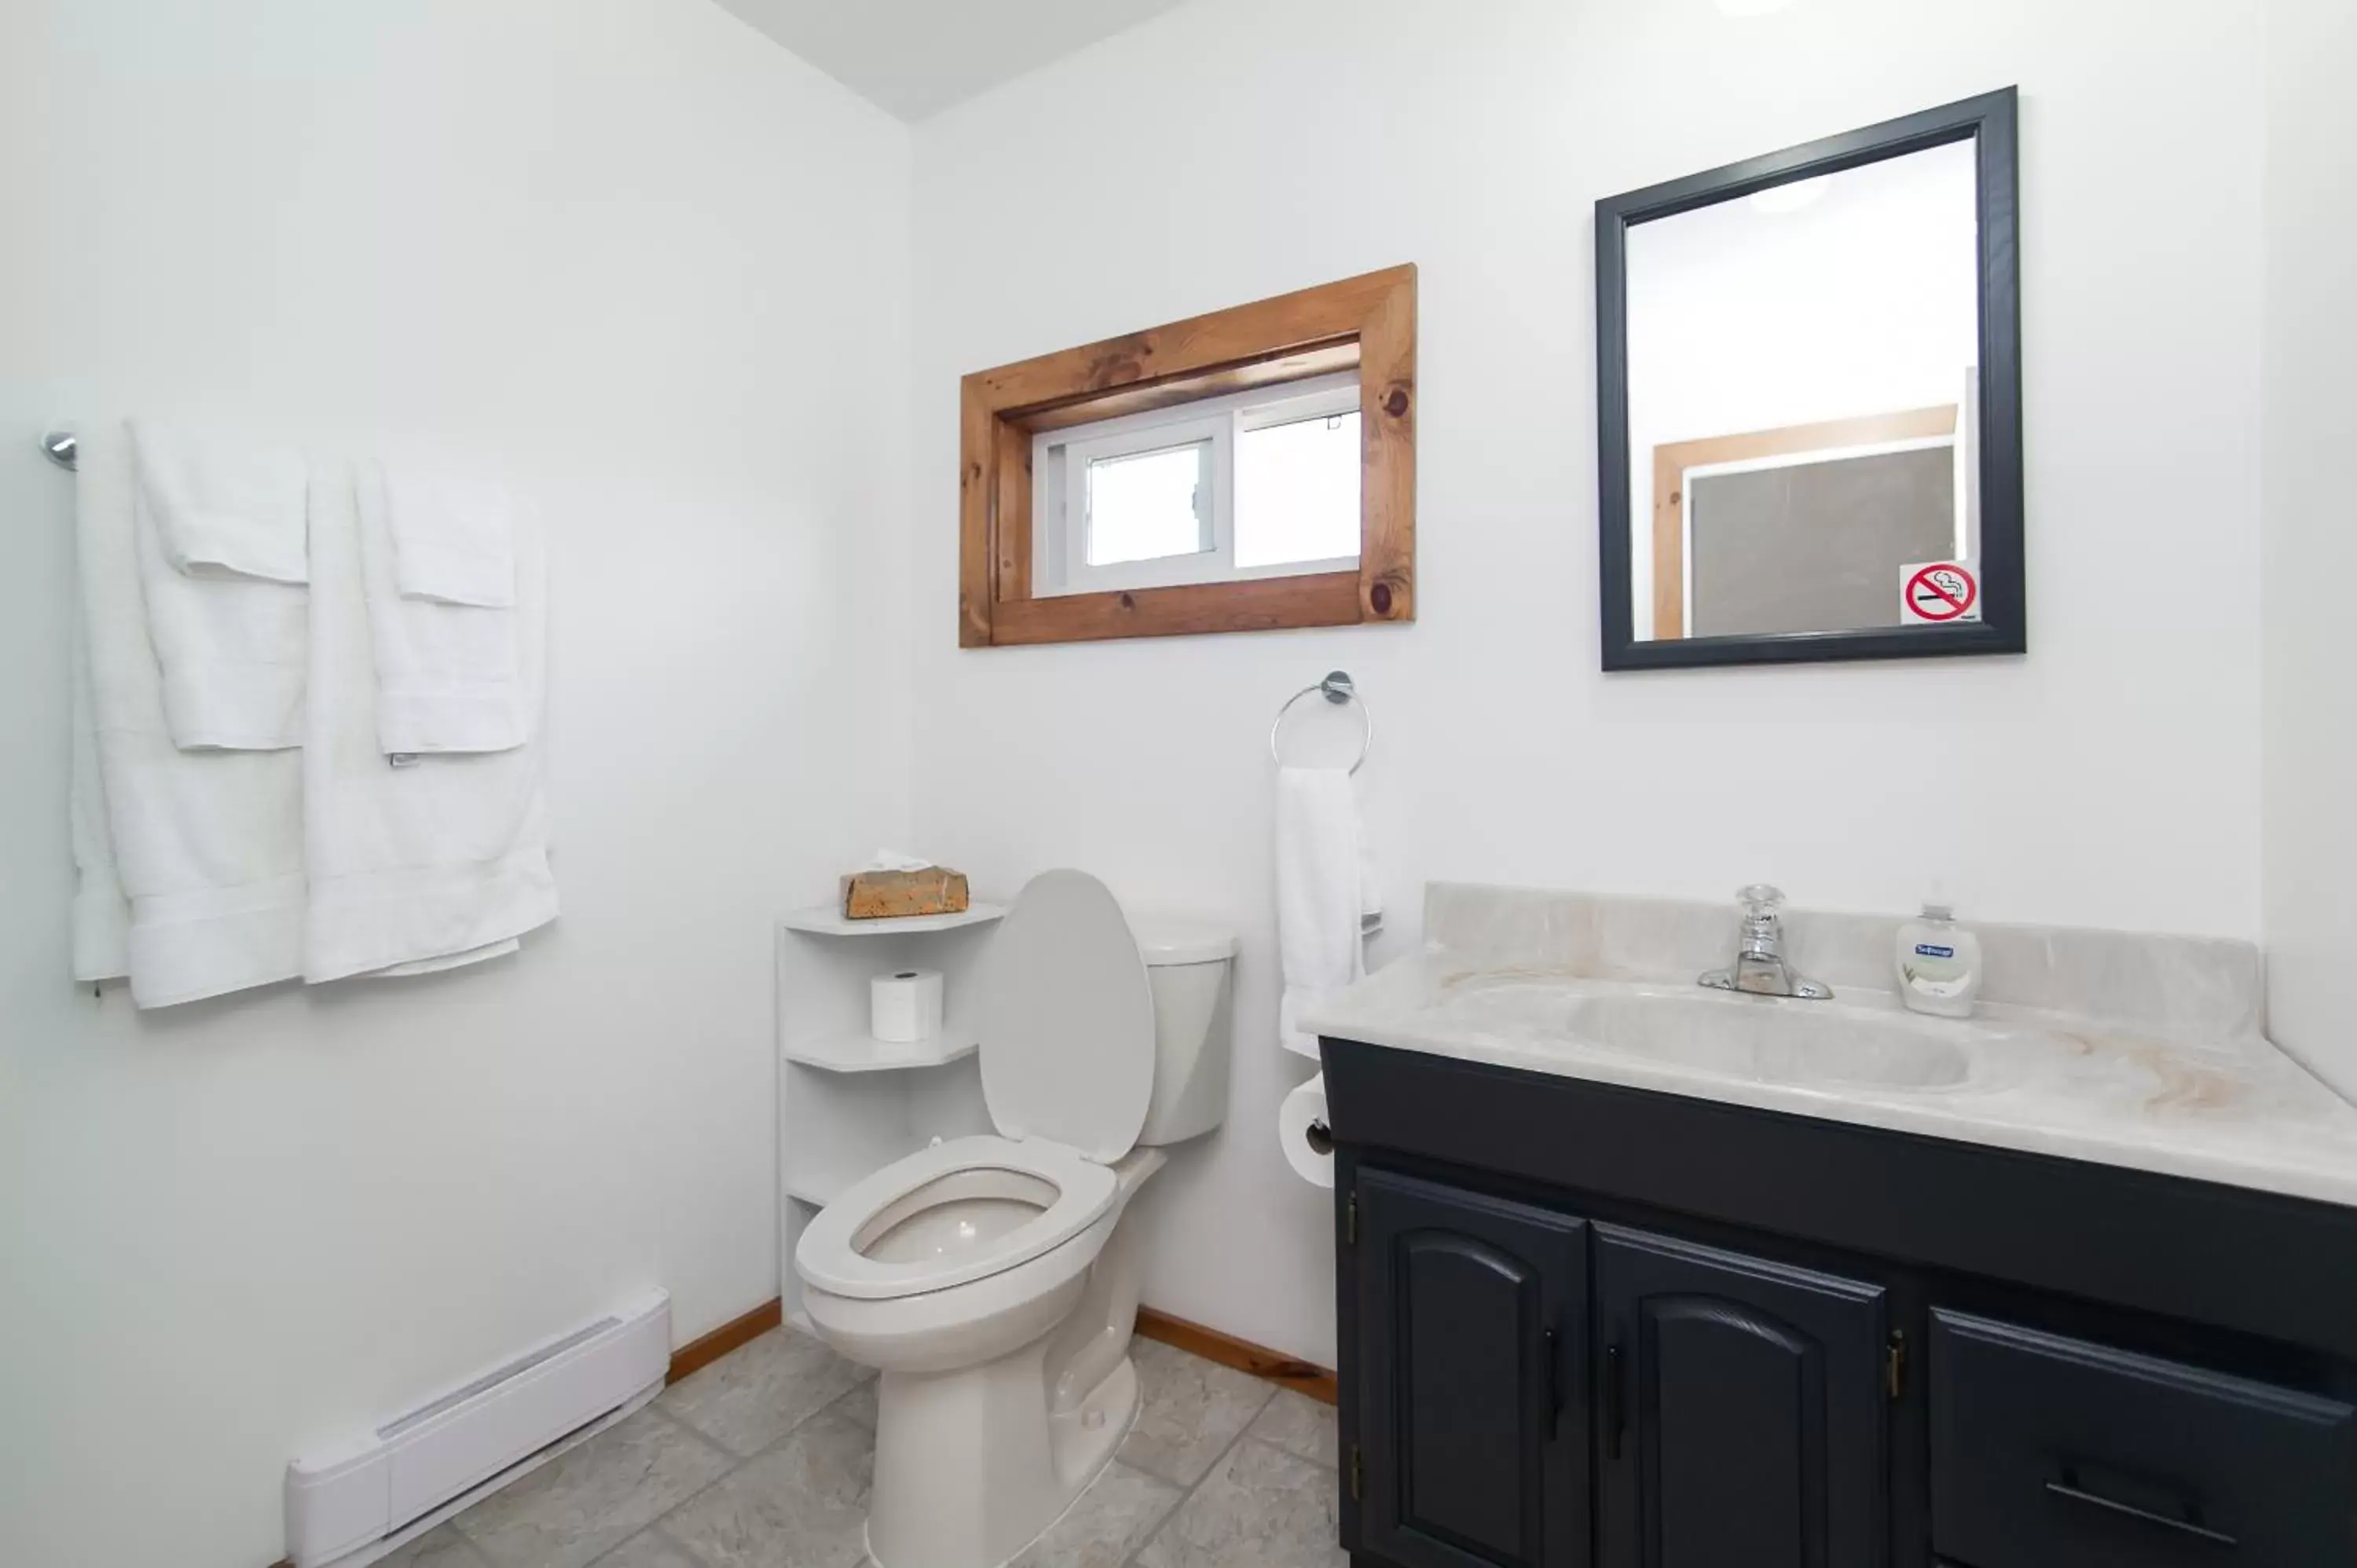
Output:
[
  {"xmin": 1279, "ymin": 1072, "xmax": 1334, "ymax": 1188},
  {"xmin": 871, "ymin": 968, "xmax": 944, "ymax": 1042}
]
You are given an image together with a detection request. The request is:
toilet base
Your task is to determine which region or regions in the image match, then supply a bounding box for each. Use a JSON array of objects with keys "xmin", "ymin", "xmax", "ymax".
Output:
[
  {"xmin": 867, "ymin": 1345, "xmax": 1139, "ymax": 1568},
  {"xmin": 816, "ymin": 1150, "xmax": 1170, "ymax": 1568}
]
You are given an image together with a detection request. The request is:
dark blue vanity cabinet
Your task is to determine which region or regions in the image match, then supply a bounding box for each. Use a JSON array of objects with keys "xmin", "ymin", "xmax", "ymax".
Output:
[
  {"xmin": 1325, "ymin": 1038, "xmax": 2357, "ymax": 1568},
  {"xmin": 1594, "ymin": 1225, "xmax": 1890, "ymax": 1568},
  {"xmin": 1353, "ymin": 1171, "xmax": 1587, "ymax": 1568}
]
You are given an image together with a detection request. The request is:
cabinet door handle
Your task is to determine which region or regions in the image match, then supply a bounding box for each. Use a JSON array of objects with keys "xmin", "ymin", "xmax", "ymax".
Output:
[
  {"xmin": 2044, "ymin": 1481, "xmax": 2239, "ymax": 1548},
  {"xmin": 1542, "ymin": 1326, "xmax": 1561, "ymax": 1439},
  {"xmin": 1604, "ymin": 1343, "xmax": 1625, "ymax": 1460}
]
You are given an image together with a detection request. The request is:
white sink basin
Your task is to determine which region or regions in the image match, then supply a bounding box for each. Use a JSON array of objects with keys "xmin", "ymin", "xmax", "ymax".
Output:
[{"xmin": 1435, "ymin": 982, "xmax": 1981, "ymax": 1092}]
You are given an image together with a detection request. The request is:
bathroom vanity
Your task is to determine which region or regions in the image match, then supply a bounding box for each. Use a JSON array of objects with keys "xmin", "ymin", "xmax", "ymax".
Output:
[{"xmin": 1310, "ymin": 886, "xmax": 2357, "ymax": 1568}]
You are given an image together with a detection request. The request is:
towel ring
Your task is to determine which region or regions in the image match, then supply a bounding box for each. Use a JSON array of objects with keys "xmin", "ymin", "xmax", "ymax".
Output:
[{"xmin": 1270, "ymin": 670, "xmax": 1371, "ymax": 775}]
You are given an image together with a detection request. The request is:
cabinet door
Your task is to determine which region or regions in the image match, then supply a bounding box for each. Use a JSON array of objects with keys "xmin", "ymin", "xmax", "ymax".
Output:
[
  {"xmin": 1355, "ymin": 1168, "xmax": 1589, "ymax": 1568},
  {"xmin": 1595, "ymin": 1224, "xmax": 1890, "ymax": 1568}
]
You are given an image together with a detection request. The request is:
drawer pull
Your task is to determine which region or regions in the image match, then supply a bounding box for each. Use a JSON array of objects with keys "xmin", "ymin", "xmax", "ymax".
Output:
[
  {"xmin": 1542, "ymin": 1326, "xmax": 1561, "ymax": 1440},
  {"xmin": 2044, "ymin": 1480, "xmax": 2239, "ymax": 1548}
]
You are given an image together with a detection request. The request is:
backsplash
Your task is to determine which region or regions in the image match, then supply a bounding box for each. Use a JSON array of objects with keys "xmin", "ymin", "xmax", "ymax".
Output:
[{"xmin": 1421, "ymin": 883, "xmax": 2265, "ymax": 1044}]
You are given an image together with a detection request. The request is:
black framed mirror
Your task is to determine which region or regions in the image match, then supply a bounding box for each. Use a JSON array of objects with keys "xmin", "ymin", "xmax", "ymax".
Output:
[{"xmin": 1596, "ymin": 88, "xmax": 2022, "ymax": 671}]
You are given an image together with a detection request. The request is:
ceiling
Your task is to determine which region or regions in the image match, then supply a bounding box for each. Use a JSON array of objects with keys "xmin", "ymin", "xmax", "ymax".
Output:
[{"xmin": 709, "ymin": 0, "xmax": 1196, "ymax": 121}]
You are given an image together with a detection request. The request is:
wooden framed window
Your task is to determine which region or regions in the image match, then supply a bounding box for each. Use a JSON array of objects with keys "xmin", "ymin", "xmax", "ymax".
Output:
[{"xmin": 959, "ymin": 265, "xmax": 1417, "ymax": 647}]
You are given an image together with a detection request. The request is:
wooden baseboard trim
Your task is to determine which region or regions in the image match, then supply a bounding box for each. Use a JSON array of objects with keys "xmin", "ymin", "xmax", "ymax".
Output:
[
  {"xmin": 1135, "ymin": 1306, "xmax": 1337, "ymax": 1405},
  {"xmin": 267, "ymin": 1299, "xmax": 1317, "ymax": 1566},
  {"xmin": 668, "ymin": 1297, "xmax": 783, "ymax": 1386}
]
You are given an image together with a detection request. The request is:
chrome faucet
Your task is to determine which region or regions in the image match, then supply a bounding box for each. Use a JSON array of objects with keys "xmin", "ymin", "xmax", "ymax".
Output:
[{"xmin": 1699, "ymin": 885, "xmax": 1832, "ymax": 1000}]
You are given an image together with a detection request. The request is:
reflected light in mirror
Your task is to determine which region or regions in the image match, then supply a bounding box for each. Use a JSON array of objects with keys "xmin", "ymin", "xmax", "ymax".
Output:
[{"xmin": 1750, "ymin": 178, "xmax": 1829, "ymax": 215}]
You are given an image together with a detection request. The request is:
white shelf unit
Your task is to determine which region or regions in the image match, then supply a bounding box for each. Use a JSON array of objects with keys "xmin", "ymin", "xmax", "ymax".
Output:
[
  {"xmin": 779, "ymin": 902, "xmax": 1010, "ymax": 937},
  {"xmin": 783, "ymin": 1028, "xmax": 980, "ymax": 1075},
  {"xmin": 775, "ymin": 907, "xmax": 1004, "ymax": 1330}
]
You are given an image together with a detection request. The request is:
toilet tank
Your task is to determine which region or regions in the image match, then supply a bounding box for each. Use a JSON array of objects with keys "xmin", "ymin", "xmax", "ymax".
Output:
[{"xmin": 1128, "ymin": 916, "xmax": 1237, "ymax": 1147}]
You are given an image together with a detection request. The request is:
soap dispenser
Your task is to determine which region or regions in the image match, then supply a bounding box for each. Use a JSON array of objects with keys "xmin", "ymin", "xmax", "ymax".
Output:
[{"xmin": 1896, "ymin": 893, "xmax": 1981, "ymax": 1019}]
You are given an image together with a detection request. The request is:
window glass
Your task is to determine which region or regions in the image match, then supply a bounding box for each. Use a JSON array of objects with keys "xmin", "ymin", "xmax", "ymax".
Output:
[
  {"xmin": 1237, "ymin": 412, "xmax": 1361, "ymax": 569},
  {"xmin": 1086, "ymin": 442, "xmax": 1211, "ymax": 566}
]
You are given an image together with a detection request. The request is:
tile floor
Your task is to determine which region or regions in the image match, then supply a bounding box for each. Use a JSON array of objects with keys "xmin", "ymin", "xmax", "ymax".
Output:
[{"xmin": 382, "ymin": 1328, "xmax": 1346, "ymax": 1568}]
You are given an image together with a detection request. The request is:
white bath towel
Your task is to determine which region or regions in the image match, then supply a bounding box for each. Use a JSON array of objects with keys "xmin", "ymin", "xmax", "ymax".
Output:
[
  {"xmin": 1276, "ymin": 766, "xmax": 1372, "ymax": 1058},
  {"xmin": 127, "ymin": 418, "xmax": 308, "ymax": 583},
  {"xmin": 305, "ymin": 457, "xmax": 556, "ymax": 984},
  {"xmin": 357, "ymin": 463, "xmax": 527, "ymax": 755},
  {"xmin": 77, "ymin": 425, "xmax": 305, "ymax": 1007}
]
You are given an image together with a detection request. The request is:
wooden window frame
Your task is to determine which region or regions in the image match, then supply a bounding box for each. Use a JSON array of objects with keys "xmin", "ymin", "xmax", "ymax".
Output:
[{"xmin": 959, "ymin": 265, "xmax": 1417, "ymax": 647}]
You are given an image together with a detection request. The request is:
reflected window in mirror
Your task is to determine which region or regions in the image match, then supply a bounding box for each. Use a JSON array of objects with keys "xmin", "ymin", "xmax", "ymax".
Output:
[{"xmin": 1597, "ymin": 90, "xmax": 2022, "ymax": 669}]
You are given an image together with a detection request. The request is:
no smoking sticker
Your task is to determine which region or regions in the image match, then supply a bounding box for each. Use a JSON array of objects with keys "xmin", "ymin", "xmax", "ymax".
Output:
[{"xmin": 1901, "ymin": 561, "xmax": 1979, "ymax": 624}]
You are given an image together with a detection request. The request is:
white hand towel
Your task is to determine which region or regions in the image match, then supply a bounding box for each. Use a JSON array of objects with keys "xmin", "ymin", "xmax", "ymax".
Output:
[
  {"xmin": 385, "ymin": 466, "xmax": 516, "ymax": 607},
  {"xmin": 1277, "ymin": 765, "xmax": 1371, "ymax": 1058},
  {"xmin": 357, "ymin": 463, "xmax": 528, "ymax": 755},
  {"xmin": 127, "ymin": 419, "xmax": 308, "ymax": 584},
  {"xmin": 130, "ymin": 463, "xmax": 308, "ymax": 751},
  {"xmin": 305, "ymin": 458, "xmax": 556, "ymax": 984},
  {"xmin": 77, "ymin": 425, "xmax": 305, "ymax": 1007}
]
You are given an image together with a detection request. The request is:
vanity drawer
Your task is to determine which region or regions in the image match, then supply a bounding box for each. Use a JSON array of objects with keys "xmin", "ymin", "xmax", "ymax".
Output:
[{"xmin": 1930, "ymin": 1310, "xmax": 2357, "ymax": 1566}]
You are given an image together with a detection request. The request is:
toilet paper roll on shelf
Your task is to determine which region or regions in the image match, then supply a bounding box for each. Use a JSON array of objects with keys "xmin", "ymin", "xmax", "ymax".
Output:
[
  {"xmin": 1279, "ymin": 1072, "xmax": 1334, "ymax": 1188},
  {"xmin": 871, "ymin": 968, "xmax": 944, "ymax": 1042}
]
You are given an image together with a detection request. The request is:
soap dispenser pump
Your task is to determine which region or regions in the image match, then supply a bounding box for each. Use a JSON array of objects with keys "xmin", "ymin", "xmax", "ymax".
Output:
[{"xmin": 1896, "ymin": 892, "xmax": 1981, "ymax": 1019}]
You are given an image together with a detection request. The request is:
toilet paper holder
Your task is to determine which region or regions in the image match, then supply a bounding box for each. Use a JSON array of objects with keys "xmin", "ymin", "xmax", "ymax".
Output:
[{"xmin": 1304, "ymin": 1119, "xmax": 1333, "ymax": 1156}]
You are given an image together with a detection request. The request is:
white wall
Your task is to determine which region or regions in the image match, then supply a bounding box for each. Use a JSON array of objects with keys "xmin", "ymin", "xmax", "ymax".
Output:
[
  {"xmin": 2261, "ymin": 0, "xmax": 2357, "ymax": 1097},
  {"xmin": 0, "ymin": 4, "xmax": 911, "ymax": 1565},
  {"xmin": 908, "ymin": 0, "xmax": 2268, "ymax": 1367}
]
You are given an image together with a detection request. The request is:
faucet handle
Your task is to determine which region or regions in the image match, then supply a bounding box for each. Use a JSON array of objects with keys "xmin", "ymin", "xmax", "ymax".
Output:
[{"xmin": 1736, "ymin": 884, "xmax": 1786, "ymax": 917}]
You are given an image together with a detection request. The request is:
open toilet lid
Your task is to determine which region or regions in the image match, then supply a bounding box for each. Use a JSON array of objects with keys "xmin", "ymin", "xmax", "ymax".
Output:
[{"xmin": 977, "ymin": 870, "xmax": 1156, "ymax": 1162}]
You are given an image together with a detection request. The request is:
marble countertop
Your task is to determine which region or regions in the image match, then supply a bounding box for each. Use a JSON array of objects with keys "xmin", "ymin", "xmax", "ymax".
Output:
[{"xmin": 1305, "ymin": 947, "xmax": 2357, "ymax": 1211}]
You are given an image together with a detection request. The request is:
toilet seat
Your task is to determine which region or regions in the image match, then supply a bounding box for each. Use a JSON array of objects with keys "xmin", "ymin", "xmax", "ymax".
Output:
[
  {"xmin": 977, "ymin": 870, "xmax": 1157, "ymax": 1161},
  {"xmin": 797, "ymin": 1134, "xmax": 1117, "ymax": 1302}
]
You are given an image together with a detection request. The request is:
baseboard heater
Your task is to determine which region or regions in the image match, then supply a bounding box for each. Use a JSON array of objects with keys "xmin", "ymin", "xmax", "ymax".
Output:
[{"xmin": 285, "ymin": 1288, "xmax": 670, "ymax": 1568}]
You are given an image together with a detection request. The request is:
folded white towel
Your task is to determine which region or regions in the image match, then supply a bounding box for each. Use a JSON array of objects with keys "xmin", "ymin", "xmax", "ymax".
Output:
[
  {"xmin": 305, "ymin": 459, "xmax": 557, "ymax": 984},
  {"xmin": 77, "ymin": 425, "xmax": 305, "ymax": 1007},
  {"xmin": 357, "ymin": 463, "xmax": 528, "ymax": 755},
  {"xmin": 375, "ymin": 939, "xmax": 522, "ymax": 978},
  {"xmin": 127, "ymin": 419, "xmax": 308, "ymax": 584},
  {"xmin": 385, "ymin": 466, "xmax": 515, "ymax": 607},
  {"xmin": 130, "ymin": 466, "xmax": 308, "ymax": 752},
  {"xmin": 1276, "ymin": 765, "xmax": 1372, "ymax": 1059}
]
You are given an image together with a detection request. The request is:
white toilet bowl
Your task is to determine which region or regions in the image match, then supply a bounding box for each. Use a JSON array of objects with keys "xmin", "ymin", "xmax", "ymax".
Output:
[
  {"xmin": 792, "ymin": 871, "xmax": 1233, "ymax": 1568},
  {"xmin": 801, "ymin": 1142, "xmax": 1164, "ymax": 1568}
]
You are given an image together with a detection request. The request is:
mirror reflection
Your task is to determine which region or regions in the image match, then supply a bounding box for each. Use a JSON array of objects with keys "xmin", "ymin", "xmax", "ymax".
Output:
[{"xmin": 1624, "ymin": 137, "xmax": 1982, "ymax": 643}]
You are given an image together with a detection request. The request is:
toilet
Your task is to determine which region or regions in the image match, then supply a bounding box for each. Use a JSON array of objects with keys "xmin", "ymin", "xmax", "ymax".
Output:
[{"xmin": 794, "ymin": 869, "xmax": 1236, "ymax": 1568}]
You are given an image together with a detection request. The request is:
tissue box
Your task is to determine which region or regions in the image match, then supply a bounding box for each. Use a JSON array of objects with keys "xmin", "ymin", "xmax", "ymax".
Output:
[{"xmin": 842, "ymin": 866, "xmax": 970, "ymax": 920}]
